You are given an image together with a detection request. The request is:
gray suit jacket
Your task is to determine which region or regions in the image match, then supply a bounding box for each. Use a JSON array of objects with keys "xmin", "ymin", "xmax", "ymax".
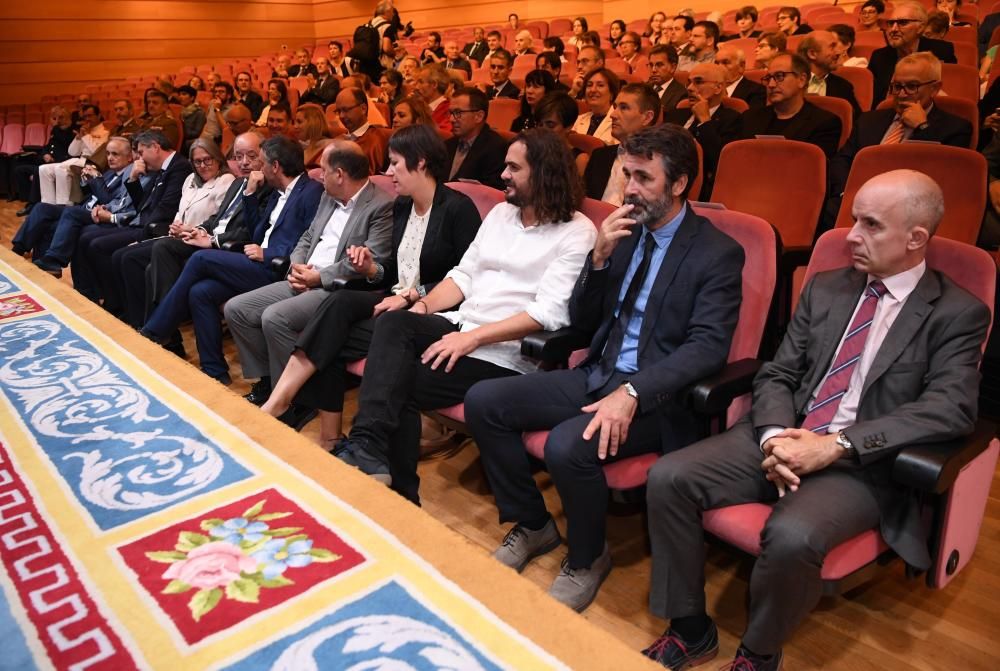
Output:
[
  {"xmin": 751, "ymin": 266, "xmax": 991, "ymax": 569},
  {"xmin": 289, "ymin": 180, "xmax": 394, "ymax": 290}
]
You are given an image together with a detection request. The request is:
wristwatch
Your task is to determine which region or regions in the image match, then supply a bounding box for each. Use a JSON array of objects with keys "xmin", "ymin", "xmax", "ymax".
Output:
[
  {"xmin": 835, "ymin": 431, "xmax": 857, "ymax": 458},
  {"xmin": 622, "ymin": 381, "xmax": 639, "ymax": 402}
]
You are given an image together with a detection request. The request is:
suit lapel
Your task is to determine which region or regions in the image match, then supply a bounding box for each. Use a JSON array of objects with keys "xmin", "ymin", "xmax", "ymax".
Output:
[
  {"xmin": 637, "ymin": 209, "xmax": 699, "ymax": 353},
  {"xmin": 333, "ymin": 182, "xmax": 375, "ymax": 259},
  {"xmin": 806, "ymin": 270, "xmax": 867, "ymax": 396},
  {"xmin": 419, "ymin": 184, "xmax": 448, "ymax": 263}
]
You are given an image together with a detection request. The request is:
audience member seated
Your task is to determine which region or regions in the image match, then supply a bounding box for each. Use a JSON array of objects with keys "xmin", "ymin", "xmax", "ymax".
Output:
[
  {"xmin": 573, "ymin": 68, "xmax": 621, "ymax": 145},
  {"xmin": 535, "ymin": 52, "xmax": 568, "ymax": 93},
  {"xmin": 740, "ymin": 53, "xmax": 842, "ymax": 158},
  {"xmin": 727, "ymin": 5, "xmax": 762, "ymax": 40},
  {"xmin": 378, "ymin": 69, "xmax": 406, "ymax": 111},
  {"xmin": 335, "ymin": 88, "xmax": 389, "ymax": 174},
  {"xmin": 647, "ymin": 45, "xmax": 687, "ymax": 116},
  {"xmin": 265, "ymin": 102, "xmax": 293, "ymax": 138},
  {"xmin": 291, "ymin": 105, "xmax": 332, "ymax": 168},
  {"xmin": 437, "ymin": 41, "xmax": 470, "ymax": 79},
  {"xmin": 982, "ymin": 134, "xmax": 1000, "ymax": 247},
  {"xmin": 484, "ymin": 30, "xmax": 504, "ymax": 65},
  {"xmin": 586, "ymin": 83, "xmax": 660, "ymax": 205},
  {"xmin": 272, "ymin": 54, "xmax": 292, "ymax": 79},
  {"xmin": 420, "ymin": 31, "xmax": 446, "ymax": 65},
  {"xmin": 483, "ymin": 50, "xmax": 520, "ymax": 100},
  {"xmin": 617, "ymin": 32, "xmax": 647, "ymax": 75},
  {"xmin": 257, "ymin": 125, "xmax": 481, "ymax": 441},
  {"xmin": 341, "ymin": 75, "xmax": 390, "ymax": 127},
  {"xmin": 542, "ymin": 36, "xmax": 566, "ymax": 60},
  {"xmin": 754, "ymin": 32, "xmax": 787, "ymax": 69},
  {"xmin": 257, "ymin": 79, "xmax": 290, "ymax": 127},
  {"xmin": 830, "ymin": 24, "xmax": 870, "ymax": 69},
  {"xmin": 937, "ymin": 0, "xmax": 971, "ymax": 27},
  {"xmin": 568, "ymin": 17, "xmax": 589, "ymax": 49},
  {"xmin": 513, "ymin": 30, "xmax": 536, "ymax": 58},
  {"xmin": 869, "ymin": 2, "xmax": 957, "ymax": 106},
  {"xmin": 36, "ymin": 104, "xmax": 108, "ymax": 206},
  {"xmin": 534, "ymin": 92, "xmax": 590, "ymax": 176},
  {"xmin": 463, "ymin": 27, "xmax": 489, "ymax": 66},
  {"xmin": 608, "ymin": 19, "xmax": 626, "ymax": 50},
  {"xmin": 799, "ymin": 31, "xmax": 863, "ymax": 117},
  {"xmin": 11, "ymin": 105, "xmax": 74, "ymax": 210},
  {"xmin": 288, "ymin": 49, "xmax": 319, "ymax": 78},
  {"xmin": 235, "ymin": 72, "xmax": 265, "ymax": 119},
  {"xmin": 114, "ymin": 138, "xmax": 235, "ymax": 327},
  {"xmin": 777, "ymin": 6, "xmax": 813, "ymax": 36},
  {"xmin": 300, "ymin": 58, "xmax": 341, "ymax": 107},
  {"xmin": 665, "ymin": 64, "xmax": 742, "ymax": 199},
  {"xmin": 201, "ymin": 81, "xmax": 236, "ymax": 143},
  {"xmin": 139, "ymin": 90, "xmax": 181, "ymax": 150},
  {"xmin": 641, "ymin": 169, "xmax": 989, "ymax": 671},
  {"xmin": 511, "ymin": 70, "xmax": 558, "ymax": 132},
  {"xmin": 670, "ymin": 15, "xmax": 695, "ymax": 55},
  {"xmin": 569, "ymin": 46, "xmax": 606, "ymax": 98},
  {"xmin": 329, "ymin": 128, "xmax": 598, "ymax": 503},
  {"xmin": 467, "ymin": 123, "xmax": 744, "ymax": 612},
  {"xmin": 858, "ymin": 0, "xmax": 886, "ymax": 33},
  {"xmin": 391, "ymin": 95, "xmax": 435, "ymax": 130},
  {"xmin": 15, "ymin": 137, "xmax": 135, "ymax": 267},
  {"xmin": 445, "ymin": 87, "xmax": 507, "ymax": 189},
  {"xmin": 327, "ymin": 40, "xmax": 354, "ymax": 77},
  {"xmin": 226, "ymin": 140, "xmax": 394, "ymax": 425},
  {"xmin": 139, "ymin": 135, "xmax": 322, "ymax": 383},
  {"xmin": 716, "ymin": 45, "xmax": 767, "ymax": 109},
  {"xmin": 414, "ymin": 65, "xmax": 452, "ymax": 133},
  {"xmin": 646, "ymin": 11, "xmax": 670, "ymax": 47},
  {"xmin": 176, "ymin": 85, "xmax": 207, "ymax": 153},
  {"xmin": 923, "ymin": 11, "xmax": 952, "ymax": 40},
  {"xmin": 678, "ymin": 21, "xmax": 719, "ymax": 71}
]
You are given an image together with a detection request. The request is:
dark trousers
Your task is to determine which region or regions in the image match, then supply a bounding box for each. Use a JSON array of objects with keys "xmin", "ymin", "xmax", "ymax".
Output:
[
  {"xmin": 13, "ymin": 159, "xmax": 42, "ymax": 202},
  {"xmin": 348, "ymin": 310, "xmax": 518, "ymax": 504},
  {"xmin": 295, "ymin": 289, "xmax": 385, "ymax": 412},
  {"xmin": 148, "ymin": 237, "xmax": 199, "ymax": 311},
  {"xmin": 70, "ymin": 226, "xmax": 141, "ymax": 303},
  {"xmin": 44, "ymin": 206, "xmax": 102, "ymax": 265},
  {"xmin": 114, "ymin": 238, "xmax": 157, "ymax": 328},
  {"xmin": 143, "ymin": 249, "xmax": 272, "ymax": 378},
  {"xmin": 11, "ymin": 203, "xmax": 65, "ymax": 257},
  {"xmin": 645, "ymin": 417, "xmax": 881, "ymax": 655},
  {"xmin": 465, "ymin": 367, "xmax": 667, "ymax": 568}
]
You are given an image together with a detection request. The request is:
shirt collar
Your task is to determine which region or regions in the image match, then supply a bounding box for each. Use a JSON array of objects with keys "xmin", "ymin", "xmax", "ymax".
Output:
[
  {"xmin": 870, "ymin": 260, "xmax": 925, "ymax": 302},
  {"xmin": 429, "ymin": 96, "xmax": 446, "ymax": 110},
  {"xmin": 644, "ymin": 203, "xmax": 687, "ymax": 248},
  {"xmin": 352, "ymin": 122, "xmax": 371, "ymax": 137},
  {"xmin": 159, "ymin": 151, "xmax": 175, "ymax": 171},
  {"xmin": 280, "ymin": 173, "xmax": 302, "ymax": 197},
  {"xmin": 337, "ymin": 179, "xmax": 369, "ymax": 208}
]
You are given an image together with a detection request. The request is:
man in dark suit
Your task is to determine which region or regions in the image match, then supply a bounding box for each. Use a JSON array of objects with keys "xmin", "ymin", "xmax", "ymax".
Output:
[
  {"xmin": 739, "ymin": 53, "xmax": 842, "ymax": 158},
  {"xmin": 868, "ymin": 3, "xmax": 956, "ymax": 105},
  {"xmin": 641, "ymin": 169, "xmax": 990, "ymax": 671},
  {"xmin": 442, "ymin": 40, "xmax": 472, "ymax": 78},
  {"xmin": 445, "ymin": 87, "xmax": 507, "ymax": 189},
  {"xmin": 72, "ymin": 129, "xmax": 192, "ymax": 311},
  {"xmin": 466, "ymin": 124, "xmax": 745, "ymax": 613},
  {"xmin": 585, "ymin": 83, "xmax": 659, "ymax": 205},
  {"xmin": 647, "ymin": 45, "xmax": 687, "ymax": 116},
  {"xmin": 462, "ymin": 27, "xmax": 489, "ymax": 66},
  {"xmin": 483, "ymin": 50, "xmax": 520, "ymax": 100},
  {"xmin": 287, "ymin": 49, "xmax": 319, "ymax": 78},
  {"xmin": 799, "ymin": 30, "xmax": 862, "ymax": 116},
  {"xmin": 234, "ymin": 72, "xmax": 265, "ymax": 120},
  {"xmin": 299, "ymin": 58, "xmax": 340, "ymax": 107},
  {"xmin": 665, "ymin": 64, "xmax": 743, "ymax": 200},
  {"xmin": 717, "ymin": 45, "xmax": 768, "ymax": 110},
  {"xmin": 140, "ymin": 135, "xmax": 323, "ymax": 384}
]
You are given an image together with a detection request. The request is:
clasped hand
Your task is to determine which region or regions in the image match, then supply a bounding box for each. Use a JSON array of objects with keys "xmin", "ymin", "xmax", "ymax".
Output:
[{"xmin": 761, "ymin": 428, "xmax": 842, "ymax": 497}]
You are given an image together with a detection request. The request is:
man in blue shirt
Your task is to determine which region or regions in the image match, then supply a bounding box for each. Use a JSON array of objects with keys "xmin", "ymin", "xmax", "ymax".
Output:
[{"xmin": 465, "ymin": 124, "xmax": 745, "ymax": 612}]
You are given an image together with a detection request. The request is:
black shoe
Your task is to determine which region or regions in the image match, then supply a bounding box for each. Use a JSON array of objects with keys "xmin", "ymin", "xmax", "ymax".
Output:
[
  {"xmin": 11, "ymin": 244, "xmax": 27, "ymax": 256},
  {"xmin": 163, "ymin": 331, "xmax": 186, "ymax": 358},
  {"xmin": 33, "ymin": 257, "xmax": 63, "ymax": 278},
  {"xmin": 642, "ymin": 621, "xmax": 719, "ymax": 670},
  {"xmin": 211, "ymin": 371, "xmax": 232, "ymax": 386},
  {"xmin": 276, "ymin": 403, "xmax": 317, "ymax": 431},
  {"xmin": 243, "ymin": 378, "xmax": 272, "ymax": 406},
  {"xmin": 330, "ymin": 439, "xmax": 392, "ymax": 485},
  {"xmin": 718, "ymin": 647, "xmax": 783, "ymax": 671},
  {"xmin": 15, "ymin": 204, "xmax": 34, "ymax": 217}
]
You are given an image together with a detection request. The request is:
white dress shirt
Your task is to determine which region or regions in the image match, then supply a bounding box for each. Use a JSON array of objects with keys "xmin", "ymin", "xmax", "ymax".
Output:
[
  {"xmin": 441, "ymin": 202, "xmax": 597, "ymax": 373},
  {"xmin": 726, "ymin": 77, "xmax": 744, "ymax": 97},
  {"xmin": 307, "ymin": 180, "xmax": 367, "ymax": 269},
  {"xmin": 261, "ymin": 174, "xmax": 302, "ymax": 249}
]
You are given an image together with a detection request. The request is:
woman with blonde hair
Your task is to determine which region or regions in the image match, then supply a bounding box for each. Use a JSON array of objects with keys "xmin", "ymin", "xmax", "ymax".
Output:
[{"xmin": 294, "ymin": 104, "xmax": 333, "ymax": 168}]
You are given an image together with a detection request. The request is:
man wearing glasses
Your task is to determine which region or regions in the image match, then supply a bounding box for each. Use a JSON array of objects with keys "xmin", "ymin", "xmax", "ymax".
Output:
[
  {"xmin": 868, "ymin": 1, "xmax": 956, "ymax": 105},
  {"xmin": 335, "ymin": 87, "xmax": 389, "ymax": 174},
  {"xmin": 617, "ymin": 31, "xmax": 647, "ymax": 75},
  {"xmin": 677, "ymin": 21, "xmax": 719, "ymax": 72},
  {"xmin": 445, "ymin": 87, "xmax": 507, "ymax": 189},
  {"xmin": 739, "ymin": 53, "xmax": 842, "ymax": 159}
]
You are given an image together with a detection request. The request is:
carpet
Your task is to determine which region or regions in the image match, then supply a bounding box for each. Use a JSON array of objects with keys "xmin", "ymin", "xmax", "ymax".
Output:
[{"xmin": 0, "ymin": 252, "xmax": 654, "ymax": 670}]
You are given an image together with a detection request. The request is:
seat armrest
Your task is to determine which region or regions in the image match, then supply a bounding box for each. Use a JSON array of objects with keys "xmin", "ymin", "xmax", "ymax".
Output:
[
  {"xmin": 269, "ymin": 256, "xmax": 290, "ymax": 281},
  {"xmin": 891, "ymin": 419, "xmax": 998, "ymax": 494},
  {"xmin": 689, "ymin": 358, "xmax": 761, "ymax": 415},
  {"xmin": 221, "ymin": 241, "xmax": 246, "ymax": 253},
  {"xmin": 144, "ymin": 221, "xmax": 169, "ymax": 239},
  {"xmin": 520, "ymin": 327, "xmax": 592, "ymax": 364}
]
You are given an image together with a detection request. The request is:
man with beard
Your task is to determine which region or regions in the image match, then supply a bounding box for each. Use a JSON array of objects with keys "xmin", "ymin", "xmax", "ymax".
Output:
[{"xmin": 464, "ymin": 124, "xmax": 745, "ymax": 612}]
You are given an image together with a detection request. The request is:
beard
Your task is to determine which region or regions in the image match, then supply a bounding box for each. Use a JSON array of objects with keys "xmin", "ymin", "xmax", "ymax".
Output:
[
  {"xmin": 503, "ymin": 180, "xmax": 524, "ymax": 207},
  {"xmin": 624, "ymin": 192, "xmax": 672, "ymax": 228}
]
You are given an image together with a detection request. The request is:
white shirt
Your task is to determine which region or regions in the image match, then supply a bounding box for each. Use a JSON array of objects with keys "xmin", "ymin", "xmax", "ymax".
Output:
[
  {"xmin": 441, "ymin": 202, "xmax": 597, "ymax": 373},
  {"xmin": 261, "ymin": 174, "xmax": 302, "ymax": 248},
  {"xmin": 726, "ymin": 77, "xmax": 744, "ymax": 97},
  {"xmin": 601, "ymin": 152, "xmax": 625, "ymax": 206},
  {"xmin": 307, "ymin": 181, "xmax": 368, "ymax": 268},
  {"xmin": 393, "ymin": 203, "xmax": 432, "ymax": 293},
  {"xmin": 760, "ymin": 261, "xmax": 926, "ymax": 446},
  {"xmin": 346, "ymin": 122, "xmax": 371, "ymax": 140},
  {"xmin": 428, "ymin": 96, "xmax": 446, "ymax": 111},
  {"xmin": 684, "ymin": 104, "xmax": 721, "ymax": 129},
  {"xmin": 68, "ymin": 123, "xmax": 109, "ymax": 158}
]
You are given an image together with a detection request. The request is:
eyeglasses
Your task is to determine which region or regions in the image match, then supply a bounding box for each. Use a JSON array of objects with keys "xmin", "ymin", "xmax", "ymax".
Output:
[
  {"xmin": 882, "ymin": 18, "xmax": 922, "ymax": 28},
  {"xmin": 887, "ymin": 79, "xmax": 938, "ymax": 95},
  {"xmin": 192, "ymin": 157, "xmax": 217, "ymax": 167},
  {"xmin": 448, "ymin": 109, "xmax": 479, "ymax": 118},
  {"xmin": 760, "ymin": 71, "xmax": 798, "ymax": 85}
]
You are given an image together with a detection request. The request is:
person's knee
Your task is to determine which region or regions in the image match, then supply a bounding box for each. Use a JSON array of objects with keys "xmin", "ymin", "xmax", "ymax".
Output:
[
  {"xmin": 260, "ymin": 302, "xmax": 292, "ymax": 339},
  {"xmin": 464, "ymin": 378, "xmax": 506, "ymax": 427},
  {"xmin": 543, "ymin": 420, "xmax": 593, "ymax": 474},
  {"xmin": 189, "ymin": 282, "xmax": 222, "ymax": 311},
  {"xmin": 759, "ymin": 512, "xmax": 826, "ymax": 568},
  {"xmin": 646, "ymin": 450, "xmax": 699, "ymax": 509}
]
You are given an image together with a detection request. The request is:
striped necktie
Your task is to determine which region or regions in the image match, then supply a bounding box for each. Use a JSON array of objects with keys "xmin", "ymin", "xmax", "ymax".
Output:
[
  {"xmin": 801, "ymin": 281, "xmax": 887, "ymax": 433},
  {"xmin": 881, "ymin": 118, "xmax": 906, "ymax": 145}
]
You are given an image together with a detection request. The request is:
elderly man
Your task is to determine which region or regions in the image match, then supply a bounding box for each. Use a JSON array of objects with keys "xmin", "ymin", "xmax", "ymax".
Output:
[
  {"xmin": 462, "ymin": 27, "xmax": 489, "ymax": 65},
  {"xmin": 665, "ymin": 64, "xmax": 742, "ymax": 199},
  {"xmin": 798, "ymin": 30, "xmax": 862, "ymax": 116},
  {"xmin": 445, "ymin": 87, "xmax": 507, "ymax": 189},
  {"xmin": 512, "ymin": 30, "xmax": 536, "ymax": 57},
  {"xmin": 869, "ymin": 2, "xmax": 956, "ymax": 105},
  {"xmin": 272, "ymin": 53, "xmax": 293, "ymax": 79},
  {"xmin": 467, "ymin": 124, "xmax": 744, "ymax": 612},
  {"xmin": 335, "ymin": 88, "xmax": 389, "ymax": 174},
  {"xmin": 641, "ymin": 169, "xmax": 990, "ymax": 671},
  {"xmin": 36, "ymin": 104, "xmax": 109, "ymax": 206},
  {"xmin": 739, "ymin": 52, "xmax": 842, "ymax": 158},
  {"xmin": 414, "ymin": 65, "xmax": 452, "ymax": 132},
  {"xmin": 442, "ymin": 40, "xmax": 472, "ymax": 78},
  {"xmin": 585, "ymin": 83, "xmax": 660, "ymax": 205},
  {"xmin": 647, "ymin": 45, "xmax": 687, "ymax": 116},
  {"xmin": 109, "ymin": 98, "xmax": 144, "ymax": 139},
  {"xmin": 225, "ymin": 141, "xmax": 393, "ymax": 420},
  {"xmin": 716, "ymin": 45, "xmax": 767, "ymax": 109},
  {"xmin": 678, "ymin": 21, "xmax": 719, "ymax": 72},
  {"xmin": 483, "ymin": 49, "xmax": 520, "ymax": 100},
  {"xmin": 288, "ymin": 49, "xmax": 318, "ymax": 78}
]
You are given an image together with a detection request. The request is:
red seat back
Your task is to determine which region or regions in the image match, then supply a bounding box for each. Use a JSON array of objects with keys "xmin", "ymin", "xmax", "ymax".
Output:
[
  {"xmin": 445, "ymin": 181, "xmax": 505, "ymax": 219},
  {"xmin": 835, "ymin": 66, "xmax": 874, "ymax": 112},
  {"xmin": 487, "ymin": 98, "xmax": 521, "ymax": 132},
  {"xmin": 805, "ymin": 94, "xmax": 853, "ymax": 149},
  {"xmin": 0, "ymin": 123, "xmax": 24, "ymax": 154}
]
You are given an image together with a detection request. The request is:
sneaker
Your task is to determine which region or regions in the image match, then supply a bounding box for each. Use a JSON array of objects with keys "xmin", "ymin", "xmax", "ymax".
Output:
[
  {"xmin": 718, "ymin": 647, "xmax": 783, "ymax": 671},
  {"xmin": 33, "ymin": 257, "xmax": 63, "ymax": 278},
  {"xmin": 492, "ymin": 520, "xmax": 562, "ymax": 573},
  {"xmin": 243, "ymin": 378, "xmax": 271, "ymax": 406},
  {"xmin": 331, "ymin": 439, "xmax": 392, "ymax": 486},
  {"xmin": 277, "ymin": 403, "xmax": 318, "ymax": 431},
  {"xmin": 642, "ymin": 621, "xmax": 719, "ymax": 670},
  {"xmin": 548, "ymin": 543, "xmax": 612, "ymax": 612}
]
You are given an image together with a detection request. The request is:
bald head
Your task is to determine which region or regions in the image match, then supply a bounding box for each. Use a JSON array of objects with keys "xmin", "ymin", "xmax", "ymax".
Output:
[
  {"xmin": 233, "ymin": 132, "xmax": 264, "ymax": 174},
  {"xmin": 865, "ymin": 169, "xmax": 944, "ymax": 235},
  {"xmin": 224, "ymin": 104, "xmax": 254, "ymax": 135},
  {"xmin": 323, "ymin": 138, "xmax": 371, "ymax": 192}
]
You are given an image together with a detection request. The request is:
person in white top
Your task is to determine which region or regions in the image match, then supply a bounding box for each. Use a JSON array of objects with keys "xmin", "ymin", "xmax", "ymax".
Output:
[
  {"xmin": 572, "ymin": 68, "xmax": 621, "ymax": 145},
  {"xmin": 332, "ymin": 128, "xmax": 598, "ymax": 502},
  {"xmin": 38, "ymin": 104, "xmax": 109, "ymax": 205}
]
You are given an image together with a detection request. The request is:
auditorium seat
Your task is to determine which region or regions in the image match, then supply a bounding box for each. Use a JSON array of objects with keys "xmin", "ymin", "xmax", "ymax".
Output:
[
  {"xmin": 835, "ymin": 66, "xmax": 874, "ymax": 112},
  {"xmin": 23, "ymin": 122, "xmax": 46, "ymax": 148},
  {"xmin": 0, "ymin": 123, "xmax": 24, "ymax": 155},
  {"xmin": 939, "ymin": 63, "xmax": 980, "ymax": 103},
  {"xmin": 703, "ymin": 228, "xmax": 998, "ymax": 590},
  {"xmin": 487, "ymin": 98, "xmax": 520, "ymax": 133},
  {"xmin": 567, "ymin": 131, "xmax": 605, "ymax": 155},
  {"xmin": 834, "ymin": 144, "xmax": 986, "ymax": 243},
  {"xmin": 806, "ymin": 94, "xmax": 853, "ymax": 149}
]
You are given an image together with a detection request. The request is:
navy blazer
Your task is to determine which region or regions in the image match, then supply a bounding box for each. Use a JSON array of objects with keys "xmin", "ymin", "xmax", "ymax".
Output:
[
  {"xmin": 568, "ymin": 206, "xmax": 745, "ymax": 449},
  {"xmin": 730, "ymin": 77, "xmax": 767, "ymax": 110},
  {"xmin": 125, "ymin": 153, "xmax": 193, "ymax": 229},
  {"xmin": 242, "ymin": 175, "xmax": 324, "ymax": 262}
]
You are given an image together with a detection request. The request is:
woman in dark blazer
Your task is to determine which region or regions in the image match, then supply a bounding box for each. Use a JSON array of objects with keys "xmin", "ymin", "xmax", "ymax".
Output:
[{"xmin": 260, "ymin": 124, "xmax": 482, "ymax": 446}]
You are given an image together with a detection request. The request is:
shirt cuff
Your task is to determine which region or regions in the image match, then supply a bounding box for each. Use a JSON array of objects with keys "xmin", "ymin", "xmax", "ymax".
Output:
[{"xmin": 758, "ymin": 426, "xmax": 786, "ymax": 453}]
